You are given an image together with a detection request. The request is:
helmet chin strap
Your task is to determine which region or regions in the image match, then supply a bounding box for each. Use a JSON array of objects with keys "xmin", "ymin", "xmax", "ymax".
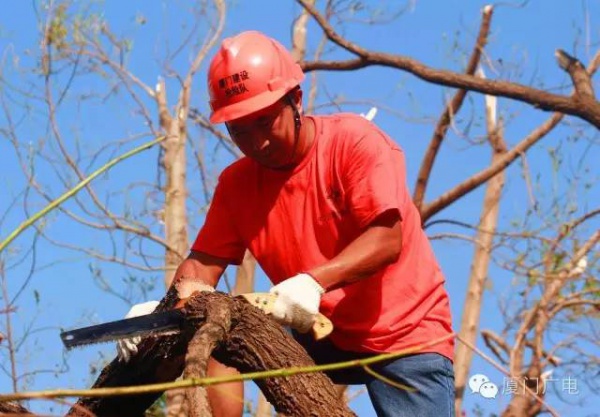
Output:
[{"xmin": 283, "ymin": 94, "xmax": 302, "ymax": 168}]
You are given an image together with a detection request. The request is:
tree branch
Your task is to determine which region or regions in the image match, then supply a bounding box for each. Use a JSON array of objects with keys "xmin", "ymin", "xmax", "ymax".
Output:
[
  {"xmin": 413, "ymin": 5, "xmax": 493, "ymax": 210},
  {"xmin": 556, "ymin": 49, "xmax": 595, "ymax": 98},
  {"xmin": 296, "ymin": 0, "xmax": 600, "ymax": 128},
  {"xmin": 178, "ymin": 0, "xmax": 226, "ymax": 134},
  {"xmin": 420, "ymin": 51, "xmax": 600, "ymax": 221},
  {"xmin": 509, "ymin": 229, "xmax": 600, "ymax": 376},
  {"xmin": 481, "ymin": 329, "xmax": 510, "ymax": 364}
]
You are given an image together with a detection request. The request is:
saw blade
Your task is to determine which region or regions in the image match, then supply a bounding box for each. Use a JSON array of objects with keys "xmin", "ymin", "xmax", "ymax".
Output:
[
  {"xmin": 60, "ymin": 292, "xmax": 334, "ymax": 349},
  {"xmin": 60, "ymin": 309, "xmax": 185, "ymax": 350}
]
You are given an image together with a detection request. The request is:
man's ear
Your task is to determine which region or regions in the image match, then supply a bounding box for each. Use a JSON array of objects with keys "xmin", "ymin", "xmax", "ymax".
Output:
[{"xmin": 292, "ymin": 87, "xmax": 303, "ymax": 113}]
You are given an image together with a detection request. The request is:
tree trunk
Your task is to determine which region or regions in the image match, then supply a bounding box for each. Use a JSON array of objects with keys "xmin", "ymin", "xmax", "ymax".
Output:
[
  {"xmin": 501, "ymin": 386, "xmax": 544, "ymax": 417},
  {"xmin": 157, "ymin": 78, "xmax": 195, "ymax": 416},
  {"xmin": 454, "ymin": 88, "xmax": 507, "ymax": 415},
  {"xmin": 65, "ymin": 289, "xmax": 355, "ymax": 417},
  {"xmin": 501, "ymin": 397, "xmax": 530, "ymax": 417},
  {"xmin": 159, "ymin": 88, "xmax": 189, "ymax": 289},
  {"xmin": 234, "ymin": 251, "xmax": 277, "ymax": 416}
]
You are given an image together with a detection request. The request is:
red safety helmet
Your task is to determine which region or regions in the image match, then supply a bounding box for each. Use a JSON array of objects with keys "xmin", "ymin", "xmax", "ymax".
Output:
[{"xmin": 207, "ymin": 31, "xmax": 305, "ymax": 124}]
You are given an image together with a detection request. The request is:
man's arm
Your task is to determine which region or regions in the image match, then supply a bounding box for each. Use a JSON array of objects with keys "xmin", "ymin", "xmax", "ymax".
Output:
[
  {"xmin": 268, "ymin": 210, "xmax": 402, "ymax": 332},
  {"xmin": 116, "ymin": 250, "xmax": 230, "ymax": 362},
  {"xmin": 171, "ymin": 250, "xmax": 230, "ymax": 298},
  {"xmin": 308, "ymin": 209, "xmax": 402, "ymax": 292}
]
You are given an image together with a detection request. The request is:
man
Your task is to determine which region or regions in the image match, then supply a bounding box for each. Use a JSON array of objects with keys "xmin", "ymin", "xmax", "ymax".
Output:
[{"xmin": 118, "ymin": 30, "xmax": 455, "ymax": 417}]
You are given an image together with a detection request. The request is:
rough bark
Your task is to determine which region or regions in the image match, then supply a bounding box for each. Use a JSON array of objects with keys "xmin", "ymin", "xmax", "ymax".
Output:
[
  {"xmin": 157, "ymin": 67, "xmax": 198, "ymax": 417},
  {"xmin": 233, "ymin": 250, "xmax": 278, "ymax": 416},
  {"xmin": 206, "ymin": 293, "xmax": 355, "ymax": 417},
  {"xmin": 0, "ymin": 401, "xmax": 32, "ymax": 415},
  {"xmin": 66, "ymin": 287, "xmax": 186, "ymax": 417},
  {"xmin": 63, "ymin": 289, "xmax": 355, "ymax": 417},
  {"xmin": 157, "ymin": 77, "xmax": 189, "ymax": 290}
]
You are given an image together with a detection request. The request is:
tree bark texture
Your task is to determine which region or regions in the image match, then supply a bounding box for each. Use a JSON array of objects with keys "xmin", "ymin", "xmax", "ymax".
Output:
[
  {"xmin": 0, "ymin": 401, "xmax": 32, "ymax": 415},
  {"xmin": 235, "ymin": 252, "xmax": 277, "ymax": 416},
  {"xmin": 157, "ymin": 75, "xmax": 192, "ymax": 417},
  {"xmin": 63, "ymin": 289, "xmax": 355, "ymax": 417}
]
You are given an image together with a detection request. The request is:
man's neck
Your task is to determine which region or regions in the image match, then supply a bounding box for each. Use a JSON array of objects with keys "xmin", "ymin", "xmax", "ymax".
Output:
[
  {"xmin": 296, "ymin": 115, "xmax": 315, "ymax": 161},
  {"xmin": 271, "ymin": 115, "xmax": 315, "ymax": 171}
]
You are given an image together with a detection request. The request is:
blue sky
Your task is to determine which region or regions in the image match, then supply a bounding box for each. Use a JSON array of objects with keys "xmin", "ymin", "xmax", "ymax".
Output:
[{"xmin": 1, "ymin": 1, "xmax": 599, "ymax": 416}]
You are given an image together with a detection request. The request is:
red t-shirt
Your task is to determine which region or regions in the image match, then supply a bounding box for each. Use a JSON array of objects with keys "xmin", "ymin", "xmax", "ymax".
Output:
[{"xmin": 192, "ymin": 113, "xmax": 454, "ymax": 360}]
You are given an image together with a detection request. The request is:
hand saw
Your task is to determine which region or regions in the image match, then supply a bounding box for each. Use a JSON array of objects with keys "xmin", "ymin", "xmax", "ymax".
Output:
[{"xmin": 60, "ymin": 292, "xmax": 333, "ymax": 350}]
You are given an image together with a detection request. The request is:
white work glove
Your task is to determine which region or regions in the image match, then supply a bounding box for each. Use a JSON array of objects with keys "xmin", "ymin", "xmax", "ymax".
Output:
[
  {"xmin": 116, "ymin": 282, "xmax": 214, "ymax": 362},
  {"xmin": 116, "ymin": 300, "xmax": 160, "ymax": 362},
  {"xmin": 269, "ymin": 273, "xmax": 324, "ymax": 333}
]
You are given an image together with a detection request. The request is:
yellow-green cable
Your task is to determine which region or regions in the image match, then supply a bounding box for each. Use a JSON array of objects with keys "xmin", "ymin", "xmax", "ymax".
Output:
[
  {"xmin": 0, "ymin": 136, "xmax": 166, "ymax": 254},
  {"xmin": 0, "ymin": 334, "xmax": 454, "ymax": 401}
]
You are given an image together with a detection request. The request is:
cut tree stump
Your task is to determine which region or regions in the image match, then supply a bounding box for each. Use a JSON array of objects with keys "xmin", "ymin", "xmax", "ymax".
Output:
[{"xmin": 63, "ymin": 288, "xmax": 356, "ymax": 417}]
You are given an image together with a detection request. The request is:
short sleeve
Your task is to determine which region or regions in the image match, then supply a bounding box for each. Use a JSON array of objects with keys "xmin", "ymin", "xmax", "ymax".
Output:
[
  {"xmin": 191, "ymin": 177, "xmax": 246, "ymax": 264},
  {"xmin": 342, "ymin": 127, "xmax": 408, "ymax": 229}
]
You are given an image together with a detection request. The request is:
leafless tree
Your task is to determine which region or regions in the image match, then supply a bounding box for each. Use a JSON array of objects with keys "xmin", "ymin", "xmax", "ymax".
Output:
[{"xmin": 1, "ymin": 1, "xmax": 598, "ymax": 415}]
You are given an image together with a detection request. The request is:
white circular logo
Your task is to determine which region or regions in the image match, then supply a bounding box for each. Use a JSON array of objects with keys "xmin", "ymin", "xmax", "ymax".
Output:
[
  {"xmin": 479, "ymin": 381, "xmax": 499, "ymax": 399},
  {"xmin": 468, "ymin": 374, "xmax": 490, "ymax": 394}
]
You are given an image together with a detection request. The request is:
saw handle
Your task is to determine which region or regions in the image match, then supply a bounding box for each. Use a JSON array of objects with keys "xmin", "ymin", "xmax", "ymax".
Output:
[
  {"xmin": 309, "ymin": 313, "xmax": 334, "ymax": 341},
  {"xmin": 239, "ymin": 292, "xmax": 333, "ymax": 341}
]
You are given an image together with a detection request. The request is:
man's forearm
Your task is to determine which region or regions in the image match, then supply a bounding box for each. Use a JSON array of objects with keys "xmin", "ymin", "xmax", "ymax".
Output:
[
  {"xmin": 172, "ymin": 251, "xmax": 228, "ymax": 297},
  {"xmin": 308, "ymin": 211, "xmax": 402, "ymax": 291}
]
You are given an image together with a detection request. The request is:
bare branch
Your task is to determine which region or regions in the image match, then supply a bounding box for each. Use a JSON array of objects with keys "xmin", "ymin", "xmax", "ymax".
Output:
[
  {"xmin": 188, "ymin": 109, "xmax": 240, "ymax": 157},
  {"xmin": 456, "ymin": 335, "xmax": 560, "ymax": 417},
  {"xmin": 179, "ymin": 0, "xmax": 226, "ymax": 128},
  {"xmin": 291, "ymin": 0, "xmax": 314, "ymax": 62},
  {"xmin": 297, "ymin": 0, "xmax": 600, "ymax": 128},
  {"xmin": 481, "ymin": 329, "xmax": 510, "ymax": 363},
  {"xmin": 156, "ymin": 77, "xmax": 172, "ymax": 132},
  {"xmin": 421, "ymin": 51, "xmax": 600, "ymax": 221},
  {"xmin": 510, "ymin": 229, "xmax": 600, "ymax": 376},
  {"xmin": 97, "ymin": 27, "xmax": 156, "ymax": 99},
  {"xmin": 413, "ymin": 5, "xmax": 493, "ymax": 210},
  {"xmin": 555, "ymin": 49, "xmax": 595, "ymax": 98}
]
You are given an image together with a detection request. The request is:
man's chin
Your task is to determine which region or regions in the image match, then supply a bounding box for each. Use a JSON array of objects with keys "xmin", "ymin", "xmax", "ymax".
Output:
[
  {"xmin": 264, "ymin": 161, "xmax": 296, "ymax": 171},
  {"xmin": 255, "ymin": 155, "xmax": 294, "ymax": 170}
]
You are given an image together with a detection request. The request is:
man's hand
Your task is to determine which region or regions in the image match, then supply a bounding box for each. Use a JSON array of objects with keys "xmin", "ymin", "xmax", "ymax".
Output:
[
  {"xmin": 116, "ymin": 300, "xmax": 160, "ymax": 362},
  {"xmin": 116, "ymin": 283, "xmax": 214, "ymax": 362},
  {"xmin": 269, "ymin": 273, "xmax": 324, "ymax": 333}
]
